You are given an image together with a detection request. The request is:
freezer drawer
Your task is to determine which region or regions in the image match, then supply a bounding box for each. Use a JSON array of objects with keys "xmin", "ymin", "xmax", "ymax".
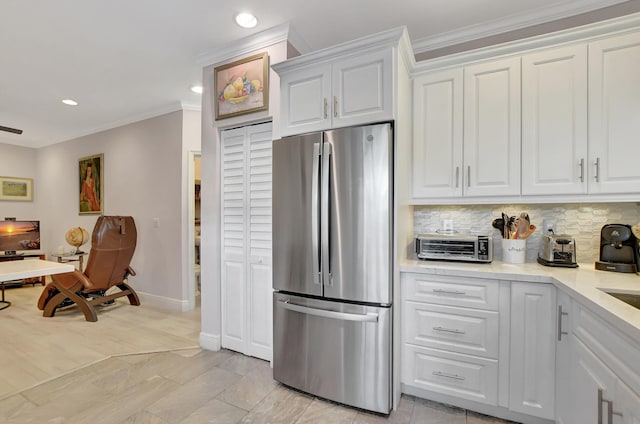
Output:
[{"xmin": 273, "ymin": 292, "xmax": 391, "ymax": 413}]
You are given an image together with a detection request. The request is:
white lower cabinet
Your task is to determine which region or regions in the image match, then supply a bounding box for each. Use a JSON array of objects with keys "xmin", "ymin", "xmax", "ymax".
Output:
[
  {"xmin": 555, "ymin": 290, "xmax": 573, "ymax": 424},
  {"xmin": 509, "ymin": 282, "xmax": 556, "ymax": 420},
  {"xmin": 569, "ymin": 336, "xmax": 618, "ymax": 424},
  {"xmin": 402, "ymin": 344, "xmax": 498, "ymax": 405},
  {"xmin": 615, "ymin": 380, "xmax": 640, "ymax": 424},
  {"xmin": 401, "ymin": 273, "xmax": 555, "ymax": 422},
  {"xmin": 566, "ymin": 301, "xmax": 640, "ymax": 424}
]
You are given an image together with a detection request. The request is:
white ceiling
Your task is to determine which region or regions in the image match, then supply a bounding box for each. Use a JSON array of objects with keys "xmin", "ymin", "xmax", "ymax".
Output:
[{"xmin": 0, "ymin": 0, "xmax": 632, "ymax": 148}]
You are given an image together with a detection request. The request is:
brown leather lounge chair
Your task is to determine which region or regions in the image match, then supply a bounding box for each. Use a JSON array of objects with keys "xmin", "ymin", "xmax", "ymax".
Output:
[{"xmin": 37, "ymin": 216, "xmax": 140, "ymax": 322}]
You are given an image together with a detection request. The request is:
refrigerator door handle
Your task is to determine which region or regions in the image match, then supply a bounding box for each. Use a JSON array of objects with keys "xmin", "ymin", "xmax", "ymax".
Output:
[
  {"xmin": 321, "ymin": 141, "xmax": 332, "ymax": 286},
  {"xmin": 279, "ymin": 299, "xmax": 379, "ymax": 322},
  {"xmin": 311, "ymin": 142, "xmax": 321, "ymax": 285}
]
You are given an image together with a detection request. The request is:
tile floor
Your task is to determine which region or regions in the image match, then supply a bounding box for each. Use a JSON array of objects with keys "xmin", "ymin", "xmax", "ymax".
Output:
[
  {"xmin": 0, "ymin": 348, "xmax": 516, "ymax": 423},
  {"xmin": 0, "ymin": 285, "xmax": 517, "ymax": 423}
]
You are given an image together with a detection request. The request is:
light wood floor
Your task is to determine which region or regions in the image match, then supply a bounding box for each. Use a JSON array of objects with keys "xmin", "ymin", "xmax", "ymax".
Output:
[
  {"xmin": 0, "ymin": 284, "xmax": 200, "ymax": 398},
  {"xmin": 0, "ymin": 285, "xmax": 513, "ymax": 423}
]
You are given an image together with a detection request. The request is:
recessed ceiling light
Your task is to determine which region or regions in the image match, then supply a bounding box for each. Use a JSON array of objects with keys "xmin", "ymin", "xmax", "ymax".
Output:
[
  {"xmin": 191, "ymin": 85, "xmax": 203, "ymax": 94},
  {"xmin": 235, "ymin": 12, "xmax": 257, "ymax": 28},
  {"xmin": 62, "ymin": 99, "xmax": 78, "ymax": 106}
]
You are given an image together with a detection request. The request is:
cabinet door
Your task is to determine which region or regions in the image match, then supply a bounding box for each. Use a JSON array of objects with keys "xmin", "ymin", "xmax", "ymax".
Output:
[
  {"xmin": 589, "ymin": 32, "xmax": 640, "ymax": 194},
  {"xmin": 464, "ymin": 57, "xmax": 521, "ymax": 197},
  {"xmin": 570, "ymin": 336, "xmax": 618, "ymax": 424},
  {"xmin": 616, "ymin": 380, "xmax": 640, "ymax": 424},
  {"xmin": 332, "ymin": 48, "xmax": 393, "ymax": 128},
  {"xmin": 556, "ymin": 290, "xmax": 573, "ymax": 424},
  {"xmin": 509, "ymin": 282, "xmax": 555, "ymax": 420},
  {"xmin": 412, "ymin": 69, "xmax": 463, "ymax": 198},
  {"xmin": 522, "ymin": 45, "xmax": 588, "ymax": 195},
  {"xmin": 279, "ymin": 64, "xmax": 331, "ymax": 136}
]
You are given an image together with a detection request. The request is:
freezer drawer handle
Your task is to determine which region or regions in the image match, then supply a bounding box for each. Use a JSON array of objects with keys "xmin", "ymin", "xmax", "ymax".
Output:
[
  {"xmin": 432, "ymin": 371, "xmax": 465, "ymax": 381},
  {"xmin": 433, "ymin": 326, "xmax": 466, "ymax": 335},
  {"xmin": 279, "ymin": 300, "xmax": 378, "ymax": 322}
]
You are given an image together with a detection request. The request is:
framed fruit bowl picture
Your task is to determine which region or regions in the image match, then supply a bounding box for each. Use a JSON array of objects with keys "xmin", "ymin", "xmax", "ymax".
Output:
[{"xmin": 214, "ymin": 52, "xmax": 269, "ymax": 120}]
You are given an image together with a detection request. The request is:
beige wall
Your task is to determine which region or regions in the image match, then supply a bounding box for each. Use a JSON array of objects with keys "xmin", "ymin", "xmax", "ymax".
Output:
[
  {"xmin": 1, "ymin": 109, "xmax": 201, "ymax": 308},
  {"xmin": 0, "ymin": 143, "xmax": 38, "ymax": 220}
]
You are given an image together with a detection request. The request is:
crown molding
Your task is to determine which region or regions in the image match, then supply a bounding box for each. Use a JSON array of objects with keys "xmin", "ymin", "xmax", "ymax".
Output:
[
  {"xmin": 197, "ymin": 23, "xmax": 291, "ymax": 67},
  {"xmin": 413, "ymin": 10, "xmax": 640, "ymax": 74},
  {"xmin": 286, "ymin": 24, "xmax": 312, "ymax": 54},
  {"xmin": 412, "ymin": 0, "xmax": 628, "ymax": 53},
  {"xmin": 59, "ymin": 101, "xmax": 185, "ymax": 144},
  {"xmin": 181, "ymin": 102, "xmax": 202, "ymax": 112},
  {"xmin": 272, "ymin": 26, "xmax": 408, "ymax": 74}
]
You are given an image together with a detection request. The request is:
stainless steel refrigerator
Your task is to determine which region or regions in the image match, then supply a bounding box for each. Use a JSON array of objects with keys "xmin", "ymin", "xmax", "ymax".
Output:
[{"xmin": 272, "ymin": 122, "xmax": 393, "ymax": 414}]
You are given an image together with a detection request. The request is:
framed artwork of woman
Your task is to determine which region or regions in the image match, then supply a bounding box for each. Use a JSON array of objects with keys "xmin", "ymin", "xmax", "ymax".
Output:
[{"xmin": 79, "ymin": 154, "xmax": 103, "ymax": 215}]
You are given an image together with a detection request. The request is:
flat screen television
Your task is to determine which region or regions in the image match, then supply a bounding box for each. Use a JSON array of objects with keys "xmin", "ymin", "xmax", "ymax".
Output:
[{"xmin": 0, "ymin": 220, "xmax": 40, "ymax": 255}]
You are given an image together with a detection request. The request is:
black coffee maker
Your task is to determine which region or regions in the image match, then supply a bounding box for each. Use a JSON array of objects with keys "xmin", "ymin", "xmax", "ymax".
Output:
[{"xmin": 595, "ymin": 224, "xmax": 639, "ymax": 273}]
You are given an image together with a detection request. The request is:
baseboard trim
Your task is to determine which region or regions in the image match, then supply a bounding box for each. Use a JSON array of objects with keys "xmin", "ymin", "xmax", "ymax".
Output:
[
  {"xmin": 199, "ymin": 332, "xmax": 221, "ymax": 351},
  {"xmin": 137, "ymin": 291, "xmax": 189, "ymax": 312}
]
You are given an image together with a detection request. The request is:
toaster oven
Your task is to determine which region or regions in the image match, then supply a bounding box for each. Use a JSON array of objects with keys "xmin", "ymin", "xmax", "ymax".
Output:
[{"xmin": 415, "ymin": 234, "xmax": 493, "ymax": 263}]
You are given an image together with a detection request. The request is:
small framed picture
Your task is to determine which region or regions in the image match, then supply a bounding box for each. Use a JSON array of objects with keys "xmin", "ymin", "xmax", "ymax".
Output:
[
  {"xmin": 0, "ymin": 176, "xmax": 33, "ymax": 201},
  {"xmin": 79, "ymin": 154, "xmax": 104, "ymax": 215},
  {"xmin": 214, "ymin": 52, "xmax": 269, "ymax": 120}
]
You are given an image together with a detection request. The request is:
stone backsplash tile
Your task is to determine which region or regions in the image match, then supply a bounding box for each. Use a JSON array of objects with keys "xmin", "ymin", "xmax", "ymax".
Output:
[{"xmin": 413, "ymin": 202, "xmax": 640, "ymax": 263}]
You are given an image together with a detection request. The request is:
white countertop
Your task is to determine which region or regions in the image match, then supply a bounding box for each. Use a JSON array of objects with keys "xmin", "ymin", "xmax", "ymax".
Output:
[
  {"xmin": 0, "ymin": 259, "xmax": 74, "ymax": 282},
  {"xmin": 401, "ymin": 258, "xmax": 640, "ymax": 341}
]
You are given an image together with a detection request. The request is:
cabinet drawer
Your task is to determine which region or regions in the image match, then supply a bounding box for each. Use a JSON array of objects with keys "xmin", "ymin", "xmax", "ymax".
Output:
[
  {"xmin": 403, "ymin": 301, "xmax": 499, "ymax": 358},
  {"xmin": 402, "ymin": 344, "xmax": 498, "ymax": 406},
  {"xmin": 402, "ymin": 273, "xmax": 499, "ymax": 310}
]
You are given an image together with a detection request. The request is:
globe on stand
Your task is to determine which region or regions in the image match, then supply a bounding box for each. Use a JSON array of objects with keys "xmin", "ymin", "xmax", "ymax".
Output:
[{"xmin": 65, "ymin": 227, "xmax": 89, "ymax": 254}]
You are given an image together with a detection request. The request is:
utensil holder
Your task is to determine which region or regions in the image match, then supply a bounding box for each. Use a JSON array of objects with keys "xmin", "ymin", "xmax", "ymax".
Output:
[{"xmin": 502, "ymin": 239, "xmax": 526, "ymax": 264}]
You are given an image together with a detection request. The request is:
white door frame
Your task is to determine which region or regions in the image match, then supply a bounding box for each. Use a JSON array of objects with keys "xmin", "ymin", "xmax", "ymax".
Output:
[{"xmin": 186, "ymin": 150, "xmax": 201, "ymax": 310}]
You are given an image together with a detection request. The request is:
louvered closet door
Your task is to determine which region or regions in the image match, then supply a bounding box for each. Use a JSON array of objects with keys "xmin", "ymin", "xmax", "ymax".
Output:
[{"xmin": 221, "ymin": 122, "xmax": 273, "ymax": 361}]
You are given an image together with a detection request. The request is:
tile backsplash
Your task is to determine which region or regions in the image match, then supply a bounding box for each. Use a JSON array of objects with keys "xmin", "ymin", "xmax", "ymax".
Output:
[{"xmin": 413, "ymin": 203, "xmax": 640, "ymax": 263}]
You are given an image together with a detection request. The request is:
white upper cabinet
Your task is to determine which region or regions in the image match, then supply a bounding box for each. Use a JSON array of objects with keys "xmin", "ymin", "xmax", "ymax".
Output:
[
  {"xmin": 588, "ymin": 31, "xmax": 640, "ymax": 194},
  {"xmin": 412, "ymin": 69, "xmax": 463, "ymax": 198},
  {"xmin": 411, "ymin": 57, "xmax": 520, "ymax": 201},
  {"xmin": 274, "ymin": 28, "xmax": 409, "ymax": 137},
  {"xmin": 521, "ymin": 45, "xmax": 588, "ymax": 195},
  {"xmin": 331, "ymin": 49, "xmax": 393, "ymax": 128},
  {"xmin": 410, "ymin": 16, "xmax": 640, "ymax": 204},
  {"xmin": 463, "ymin": 57, "xmax": 521, "ymax": 197},
  {"xmin": 279, "ymin": 64, "xmax": 332, "ymax": 135}
]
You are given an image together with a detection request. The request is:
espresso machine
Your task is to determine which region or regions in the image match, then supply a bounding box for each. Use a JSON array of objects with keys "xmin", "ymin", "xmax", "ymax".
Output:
[{"xmin": 595, "ymin": 224, "xmax": 639, "ymax": 273}]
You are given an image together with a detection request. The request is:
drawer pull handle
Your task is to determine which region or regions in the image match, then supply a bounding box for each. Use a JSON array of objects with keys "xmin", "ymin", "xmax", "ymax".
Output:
[
  {"xmin": 433, "ymin": 326, "xmax": 466, "ymax": 335},
  {"xmin": 557, "ymin": 305, "xmax": 569, "ymax": 341},
  {"xmin": 433, "ymin": 288, "xmax": 466, "ymax": 295},
  {"xmin": 433, "ymin": 371, "xmax": 465, "ymax": 381}
]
